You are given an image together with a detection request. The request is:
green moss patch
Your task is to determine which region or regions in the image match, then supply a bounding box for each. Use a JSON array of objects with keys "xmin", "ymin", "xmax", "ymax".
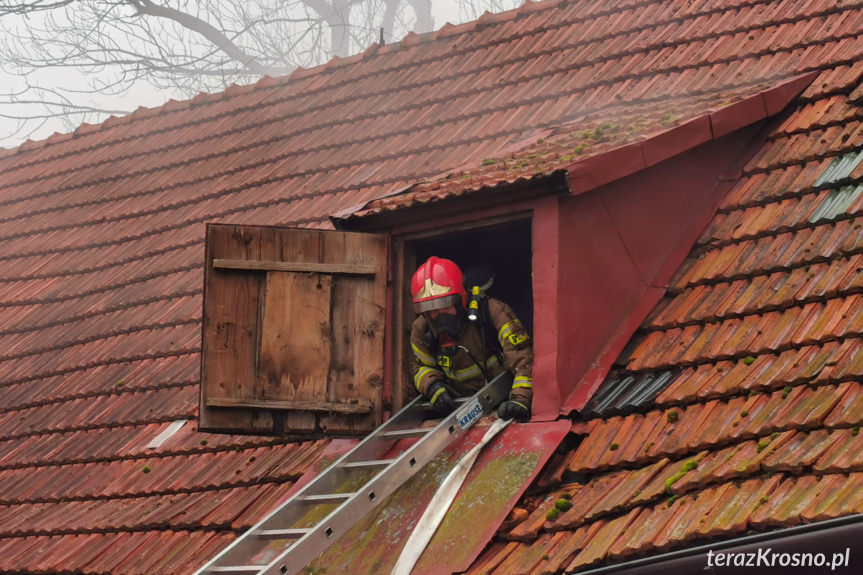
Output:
[{"xmin": 664, "ymin": 460, "xmax": 698, "ymax": 494}]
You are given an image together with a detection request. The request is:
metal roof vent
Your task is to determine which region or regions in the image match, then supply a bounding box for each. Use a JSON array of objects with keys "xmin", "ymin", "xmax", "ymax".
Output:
[{"xmin": 809, "ymin": 149, "xmax": 863, "ymax": 223}]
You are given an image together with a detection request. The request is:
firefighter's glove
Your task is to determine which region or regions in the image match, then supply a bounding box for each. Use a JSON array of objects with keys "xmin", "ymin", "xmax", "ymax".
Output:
[
  {"xmin": 427, "ymin": 380, "xmax": 457, "ymax": 416},
  {"xmin": 498, "ymin": 400, "xmax": 530, "ymax": 422}
]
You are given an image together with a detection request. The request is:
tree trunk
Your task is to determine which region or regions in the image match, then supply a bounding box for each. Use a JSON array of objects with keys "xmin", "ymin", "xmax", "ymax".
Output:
[
  {"xmin": 409, "ymin": 0, "xmax": 432, "ymax": 33},
  {"xmin": 329, "ymin": 0, "xmax": 350, "ymax": 57}
]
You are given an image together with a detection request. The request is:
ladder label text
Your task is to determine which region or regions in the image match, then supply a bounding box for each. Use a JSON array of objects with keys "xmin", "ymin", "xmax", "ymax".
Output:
[{"xmin": 455, "ymin": 398, "xmax": 483, "ymax": 430}]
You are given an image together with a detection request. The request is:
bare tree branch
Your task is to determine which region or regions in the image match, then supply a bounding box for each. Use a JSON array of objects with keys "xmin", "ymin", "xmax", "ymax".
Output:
[
  {"xmin": 124, "ymin": 0, "xmax": 289, "ymax": 75},
  {"xmin": 0, "ymin": 0, "xmax": 520, "ymax": 148}
]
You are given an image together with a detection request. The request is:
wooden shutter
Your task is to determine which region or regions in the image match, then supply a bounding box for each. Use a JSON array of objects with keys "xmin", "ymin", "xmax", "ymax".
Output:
[{"xmin": 199, "ymin": 224, "xmax": 387, "ymax": 435}]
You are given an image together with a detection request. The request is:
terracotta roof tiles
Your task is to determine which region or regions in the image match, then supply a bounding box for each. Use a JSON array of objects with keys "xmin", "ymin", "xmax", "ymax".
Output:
[
  {"xmin": 0, "ymin": 0, "xmax": 862, "ymax": 572},
  {"xmin": 472, "ymin": 2, "xmax": 863, "ymax": 565}
]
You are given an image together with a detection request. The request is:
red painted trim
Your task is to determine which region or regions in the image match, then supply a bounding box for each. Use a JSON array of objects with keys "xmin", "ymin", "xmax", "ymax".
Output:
[
  {"xmin": 566, "ymin": 73, "xmax": 816, "ymax": 197},
  {"xmin": 642, "ymin": 115, "xmax": 712, "ymax": 168},
  {"xmin": 762, "ymin": 71, "xmax": 819, "ymax": 116},
  {"xmin": 568, "ymin": 140, "xmax": 646, "ymax": 195},
  {"xmin": 564, "ymin": 285, "xmax": 664, "ymax": 411},
  {"xmin": 440, "ymin": 420, "xmax": 572, "ymax": 574},
  {"xmin": 531, "ymin": 196, "xmax": 561, "ymax": 422},
  {"xmin": 387, "ymin": 197, "xmax": 540, "ymax": 236},
  {"xmin": 709, "ymin": 92, "xmax": 767, "ymax": 139},
  {"xmin": 558, "ymin": 123, "xmax": 766, "ymax": 414}
]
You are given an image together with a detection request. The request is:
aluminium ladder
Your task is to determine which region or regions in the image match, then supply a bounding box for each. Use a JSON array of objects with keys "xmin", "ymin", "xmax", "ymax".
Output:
[{"xmin": 193, "ymin": 372, "xmax": 514, "ymax": 575}]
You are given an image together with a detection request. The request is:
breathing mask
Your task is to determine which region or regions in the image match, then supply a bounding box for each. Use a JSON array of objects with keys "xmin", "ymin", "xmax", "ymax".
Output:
[{"xmin": 427, "ymin": 307, "xmax": 465, "ymax": 337}]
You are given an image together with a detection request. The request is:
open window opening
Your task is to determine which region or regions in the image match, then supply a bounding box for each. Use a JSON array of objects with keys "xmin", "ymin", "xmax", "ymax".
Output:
[
  {"xmin": 393, "ymin": 216, "xmax": 533, "ymax": 409},
  {"xmin": 407, "ymin": 218, "xmax": 534, "ymax": 334}
]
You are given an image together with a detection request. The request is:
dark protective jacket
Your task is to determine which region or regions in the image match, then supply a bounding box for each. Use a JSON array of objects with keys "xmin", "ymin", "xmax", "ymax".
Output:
[{"xmin": 409, "ymin": 298, "xmax": 533, "ymax": 407}]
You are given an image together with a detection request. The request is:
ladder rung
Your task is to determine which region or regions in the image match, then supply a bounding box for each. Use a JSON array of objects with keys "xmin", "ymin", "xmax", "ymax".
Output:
[
  {"xmin": 380, "ymin": 428, "xmax": 431, "ymax": 439},
  {"xmin": 254, "ymin": 528, "xmax": 311, "ymax": 539},
  {"xmin": 298, "ymin": 492, "xmax": 356, "ymax": 503},
  {"xmin": 342, "ymin": 459, "xmax": 395, "ymax": 468},
  {"xmin": 192, "ymin": 373, "xmax": 514, "ymax": 575}
]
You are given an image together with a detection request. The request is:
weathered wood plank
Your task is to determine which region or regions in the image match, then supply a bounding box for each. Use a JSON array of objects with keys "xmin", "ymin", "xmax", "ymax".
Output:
[
  {"xmin": 321, "ymin": 232, "xmax": 386, "ymax": 433},
  {"xmin": 258, "ymin": 271, "xmax": 332, "ymax": 402},
  {"xmin": 213, "ymin": 259, "xmax": 377, "ymax": 275},
  {"xmin": 206, "ymin": 398, "xmax": 373, "ymax": 413},
  {"xmin": 200, "ymin": 223, "xmax": 387, "ymax": 435},
  {"xmin": 200, "ymin": 225, "xmax": 268, "ymax": 432},
  {"xmin": 202, "ymin": 227, "xmax": 262, "ymax": 404}
]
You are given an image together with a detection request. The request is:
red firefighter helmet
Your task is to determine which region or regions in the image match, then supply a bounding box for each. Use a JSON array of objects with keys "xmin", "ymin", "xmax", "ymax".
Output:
[{"xmin": 411, "ymin": 257, "xmax": 467, "ymax": 314}]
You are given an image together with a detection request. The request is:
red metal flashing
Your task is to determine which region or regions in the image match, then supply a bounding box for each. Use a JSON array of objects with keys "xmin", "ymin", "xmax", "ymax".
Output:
[
  {"xmin": 531, "ymin": 196, "xmax": 563, "ymax": 422},
  {"xmin": 710, "ymin": 92, "xmax": 768, "ymax": 139},
  {"xmin": 565, "ymin": 73, "xmax": 817, "ymax": 198},
  {"xmin": 567, "ymin": 141, "xmax": 647, "ymax": 196},
  {"xmin": 568, "ymin": 285, "xmax": 666, "ymax": 409},
  {"xmin": 413, "ymin": 419, "xmax": 570, "ymax": 574},
  {"xmin": 642, "ymin": 116, "xmax": 713, "ymax": 168},
  {"xmin": 557, "ymin": 121, "xmax": 768, "ymax": 415},
  {"xmin": 763, "ymin": 72, "xmax": 820, "ymax": 116},
  {"xmin": 301, "ymin": 419, "xmax": 568, "ymax": 574}
]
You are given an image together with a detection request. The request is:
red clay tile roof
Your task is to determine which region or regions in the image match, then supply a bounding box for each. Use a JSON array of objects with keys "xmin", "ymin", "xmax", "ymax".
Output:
[
  {"xmin": 1, "ymin": 0, "xmax": 862, "ymax": 572},
  {"xmin": 466, "ymin": 2, "xmax": 863, "ymax": 567},
  {"xmin": 341, "ymin": 76, "xmax": 817, "ymax": 221}
]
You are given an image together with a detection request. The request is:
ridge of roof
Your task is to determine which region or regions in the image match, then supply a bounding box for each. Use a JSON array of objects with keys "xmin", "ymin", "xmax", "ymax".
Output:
[
  {"xmin": 4, "ymin": 0, "xmax": 567, "ymax": 157},
  {"xmin": 11, "ymin": 0, "xmax": 839, "ymax": 161}
]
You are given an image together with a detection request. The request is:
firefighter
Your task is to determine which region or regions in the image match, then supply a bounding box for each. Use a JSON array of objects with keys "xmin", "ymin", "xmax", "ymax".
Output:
[{"xmin": 409, "ymin": 256, "xmax": 533, "ymax": 422}]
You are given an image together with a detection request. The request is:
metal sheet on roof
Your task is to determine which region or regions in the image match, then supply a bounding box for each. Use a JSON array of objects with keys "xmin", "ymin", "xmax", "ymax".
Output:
[
  {"xmin": 813, "ymin": 148, "xmax": 863, "ymax": 186},
  {"xmin": 809, "ymin": 183, "xmax": 863, "ymax": 223},
  {"xmin": 584, "ymin": 370, "xmax": 682, "ymax": 417}
]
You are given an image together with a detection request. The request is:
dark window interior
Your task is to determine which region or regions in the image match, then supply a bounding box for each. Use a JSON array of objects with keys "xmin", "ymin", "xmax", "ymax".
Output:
[{"xmin": 411, "ymin": 218, "xmax": 533, "ymax": 334}]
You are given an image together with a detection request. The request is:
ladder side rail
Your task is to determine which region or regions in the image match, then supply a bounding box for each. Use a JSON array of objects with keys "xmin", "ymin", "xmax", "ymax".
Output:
[
  {"xmin": 259, "ymin": 372, "xmax": 514, "ymax": 575},
  {"xmin": 230, "ymin": 409, "xmax": 456, "ymax": 571},
  {"xmin": 196, "ymin": 373, "xmax": 513, "ymax": 575},
  {"xmin": 192, "ymin": 395, "xmax": 425, "ymax": 575},
  {"xmin": 294, "ymin": 395, "xmax": 432, "ymax": 497}
]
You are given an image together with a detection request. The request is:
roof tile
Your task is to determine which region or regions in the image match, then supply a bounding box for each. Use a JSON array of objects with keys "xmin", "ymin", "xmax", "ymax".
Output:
[
  {"xmin": 606, "ymin": 499, "xmax": 684, "ymax": 557},
  {"xmin": 650, "ymin": 364, "xmax": 715, "ymax": 404},
  {"xmin": 798, "ymin": 473, "xmax": 852, "ymax": 522},
  {"xmin": 699, "ymin": 475, "xmax": 782, "ymax": 537},
  {"xmin": 2, "ymin": 0, "xmax": 863, "ymax": 570},
  {"xmin": 818, "ymin": 337, "xmax": 863, "ymax": 382},
  {"xmin": 567, "ymin": 508, "xmax": 641, "ymax": 570},
  {"xmin": 812, "ymin": 428, "xmax": 863, "ymax": 473},
  {"xmin": 567, "ymin": 417, "xmax": 629, "ymax": 472},
  {"xmin": 463, "ymin": 541, "xmax": 518, "ymax": 575},
  {"xmin": 811, "ymin": 472, "xmax": 863, "ymax": 517},
  {"xmin": 635, "ymin": 407, "xmax": 689, "ymax": 460},
  {"xmin": 824, "ymin": 380, "xmax": 863, "ymax": 426},
  {"xmin": 506, "ymin": 483, "xmax": 582, "ymax": 541},
  {"xmin": 547, "ymin": 459, "xmax": 669, "ymax": 530},
  {"xmin": 531, "ymin": 527, "xmax": 592, "ymax": 575},
  {"xmin": 762, "ymin": 428, "xmax": 840, "ymax": 472},
  {"xmin": 492, "ymin": 532, "xmax": 561, "ymax": 575}
]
